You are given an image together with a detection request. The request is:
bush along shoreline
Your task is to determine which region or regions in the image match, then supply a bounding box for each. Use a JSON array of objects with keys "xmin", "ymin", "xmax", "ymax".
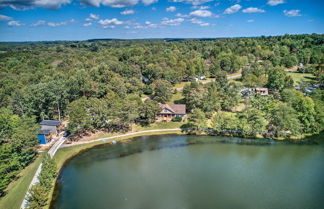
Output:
[{"xmin": 26, "ymin": 155, "xmax": 57, "ymax": 209}]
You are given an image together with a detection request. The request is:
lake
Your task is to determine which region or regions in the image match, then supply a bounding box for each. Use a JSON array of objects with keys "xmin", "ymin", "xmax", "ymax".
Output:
[{"xmin": 51, "ymin": 135, "xmax": 324, "ymax": 209}]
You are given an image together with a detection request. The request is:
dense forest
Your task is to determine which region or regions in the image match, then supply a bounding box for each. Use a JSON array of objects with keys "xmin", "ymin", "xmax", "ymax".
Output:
[{"xmin": 0, "ymin": 34, "xmax": 324, "ymax": 196}]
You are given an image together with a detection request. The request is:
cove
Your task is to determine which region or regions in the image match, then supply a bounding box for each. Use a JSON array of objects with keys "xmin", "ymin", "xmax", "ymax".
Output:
[{"xmin": 51, "ymin": 135, "xmax": 324, "ymax": 209}]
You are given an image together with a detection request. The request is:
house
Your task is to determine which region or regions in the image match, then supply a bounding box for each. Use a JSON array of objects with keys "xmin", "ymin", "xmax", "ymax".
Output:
[
  {"xmin": 156, "ymin": 104, "xmax": 186, "ymax": 122},
  {"xmin": 40, "ymin": 120, "xmax": 62, "ymax": 135},
  {"xmin": 241, "ymin": 87, "xmax": 269, "ymax": 97},
  {"xmin": 38, "ymin": 120, "xmax": 62, "ymax": 144},
  {"xmin": 198, "ymin": 75, "xmax": 206, "ymax": 80},
  {"xmin": 189, "ymin": 75, "xmax": 206, "ymax": 82},
  {"xmin": 253, "ymin": 88, "xmax": 269, "ymax": 95}
]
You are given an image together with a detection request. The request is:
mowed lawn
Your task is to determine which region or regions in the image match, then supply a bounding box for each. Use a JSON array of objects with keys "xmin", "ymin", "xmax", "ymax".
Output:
[
  {"xmin": 134, "ymin": 121, "xmax": 185, "ymax": 131},
  {"xmin": 287, "ymin": 72, "xmax": 315, "ymax": 85},
  {"xmin": 0, "ymin": 153, "xmax": 44, "ymax": 209},
  {"xmin": 169, "ymin": 91, "xmax": 184, "ymax": 103}
]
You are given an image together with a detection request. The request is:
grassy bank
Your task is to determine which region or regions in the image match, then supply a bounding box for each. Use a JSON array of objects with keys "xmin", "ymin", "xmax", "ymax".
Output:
[{"xmin": 0, "ymin": 153, "xmax": 44, "ymax": 209}]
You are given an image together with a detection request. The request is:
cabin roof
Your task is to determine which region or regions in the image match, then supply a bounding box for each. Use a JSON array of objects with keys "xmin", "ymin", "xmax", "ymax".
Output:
[
  {"xmin": 159, "ymin": 104, "xmax": 186, "ymax": 114},
  {"xmin": 38, "ymin": 129, "xmax": 51, "ymax": 135},
  {"xmin": 40, "ymin": 120, "xmax": 61, "ymax": 126}
]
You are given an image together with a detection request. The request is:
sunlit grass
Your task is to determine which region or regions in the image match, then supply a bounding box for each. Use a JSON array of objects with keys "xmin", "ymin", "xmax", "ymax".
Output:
[
  {"xmin": 287, "ymin": 72, "xmax": 315, "ymax": 85},
  {"xmin": 169, "ymin": 91, "xmax": 184, "ymax": 103},
  {"xmin": 0, "ymin": 153, "xmax": 44, "ymax": 209}
]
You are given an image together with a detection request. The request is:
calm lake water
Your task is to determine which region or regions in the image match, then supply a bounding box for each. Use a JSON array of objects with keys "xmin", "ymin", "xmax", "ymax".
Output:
[{"xmin": 52, "ymin": 135, "xmax": 324, "ymax": 209}]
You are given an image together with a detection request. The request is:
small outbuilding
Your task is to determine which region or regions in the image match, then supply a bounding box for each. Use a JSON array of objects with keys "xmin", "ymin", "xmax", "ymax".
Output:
[
  {"xmin": 40, "ymin": 120, "xmax": 62, "ymax": 135},
  {"xmin": 241, "ymin": 87, "xmax": 269, "ymax": 98},
  {"xmin": 37, "ymin": 120, "xmax": 62, "ymax": 144},
  {"xmin": 253, "ymin": 88, "xmax": 269, "ymax": 95}
]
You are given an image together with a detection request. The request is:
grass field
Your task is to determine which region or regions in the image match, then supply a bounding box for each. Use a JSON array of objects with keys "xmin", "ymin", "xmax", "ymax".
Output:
[
  {"xmin": 169, "ymin": 91, "xmax": 184, "ymax": 103},
  {"xmin": 0, "ymin": 153, "xmax": 44, "ymax": 209},
  {"xmin": 287, "ymin": 72, "xmax": 315, "ymax": 85}
]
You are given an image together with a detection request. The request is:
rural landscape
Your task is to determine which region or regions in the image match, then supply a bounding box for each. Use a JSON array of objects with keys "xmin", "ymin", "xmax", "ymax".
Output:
[{"xmin": 0, "ymin": 0, "xmax": 323, "ymax": 209}]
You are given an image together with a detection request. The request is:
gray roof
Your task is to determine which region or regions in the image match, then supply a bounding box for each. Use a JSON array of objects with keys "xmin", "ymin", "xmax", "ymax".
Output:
[
  {"xmin": 38, "ymin": 129, "xmax": 51, "ymax": 135},
  {"xmin": 40, "ymin": 120, "xmax": 61, "ymax": 126}
]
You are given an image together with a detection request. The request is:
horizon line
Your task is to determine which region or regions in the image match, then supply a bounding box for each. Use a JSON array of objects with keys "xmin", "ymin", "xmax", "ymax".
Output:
[{"xmin": 1, "ymin": 33, "xmax": 323, "ymax": 43}]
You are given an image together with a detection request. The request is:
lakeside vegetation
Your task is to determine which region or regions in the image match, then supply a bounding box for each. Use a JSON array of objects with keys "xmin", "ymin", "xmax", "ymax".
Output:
[{"xmin": 0, "ymin": 34, "xmax": 324, "ymax": 206}]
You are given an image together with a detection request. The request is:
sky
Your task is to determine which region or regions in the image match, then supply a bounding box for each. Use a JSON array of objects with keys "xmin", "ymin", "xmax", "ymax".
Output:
[{"xmin": 0, "ymin": 0, "xmax": 323, "ymax": 41}]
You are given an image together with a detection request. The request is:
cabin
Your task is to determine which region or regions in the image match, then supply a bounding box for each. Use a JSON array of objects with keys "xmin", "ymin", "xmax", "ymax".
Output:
[
  {"xmin": 253, "ymin": 88, "xmax": 269, "ymax": 95},
  {"xmin": 39, "ymin": 120, "xmax": 62, "ymax": 144},
  {"xmin": 189, "ymin": 75, "xmax": 206, "ymax": 82},
  {"xmin": 241, "ymin": 87, "xmax": 269, "ymax": 98},
  {"xmin": 40, "ymin": 120, "xmax": 62, "ymax": 135},
  {"xmin": 38, "ymin": 120, "xmax": 62, "ymax": 144},
  {"xmin": 156, "ymin": 104, "xmax": 186, "ymax": 122}
]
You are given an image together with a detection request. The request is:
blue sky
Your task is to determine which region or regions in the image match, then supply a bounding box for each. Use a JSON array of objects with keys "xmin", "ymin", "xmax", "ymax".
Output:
[{"xmin": 0, "ymin": 0, "xmax": 323, "ymax": 41}]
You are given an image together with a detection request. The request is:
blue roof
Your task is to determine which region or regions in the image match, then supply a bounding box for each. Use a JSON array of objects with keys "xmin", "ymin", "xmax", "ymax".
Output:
[{"xmin": 40, "ymin": 120, "xmax": 61, "ymax": 126}]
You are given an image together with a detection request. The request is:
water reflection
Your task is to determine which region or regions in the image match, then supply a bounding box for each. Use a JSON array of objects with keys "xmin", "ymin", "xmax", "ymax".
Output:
[{"xmin": 52, "ymin": 135, "xmax": 324, "ymax": 209}]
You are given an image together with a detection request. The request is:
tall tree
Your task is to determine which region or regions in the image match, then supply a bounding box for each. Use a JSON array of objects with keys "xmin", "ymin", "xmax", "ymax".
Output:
[{"xmin": 152, "ymin": 79, "xmax": 173, "ymax": 103}]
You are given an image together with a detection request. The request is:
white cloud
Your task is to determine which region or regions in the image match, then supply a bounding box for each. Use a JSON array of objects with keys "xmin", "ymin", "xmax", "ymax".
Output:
[
  {"xmin": 267, "ymin": 0, "xmax": 285, "ymax": 6},
  {"xmin": 0, "ymin": 0, "xmax": 158, "ymax": 10},
  {"xmin": 98, "ymin": 18, "xmax": 124, "ymax": 28},
  {"xmin": 176, "ymin": 13, "xmax": 189, "ymax": 18},
  {"xmin": 242, "ymin": 7, "xmax": 265, "ymax": 13},
  {"xmin": 192, "ymin": 5, "xmax": 210, "ymax": 10},
  {"xmin": 283, "ymin": 9, "xmax": 301, "ymax": 17},
  {"xmin": 171, "ymin": 0, "xmax": 212, "ymax": 5},
  {"xmin": 90, "ymin": 13, "xmax": 99, "ymax": 19},
  {"xmin": 247, "ymin": 19, "xmax": 254, "ymax": 23},
  {"xmin": 83, "ymin": 22, "xmax": 92, "ymax": 26},
  {"xmin": 224, "ymin": 4, "xmax": 241, "ymax": 14},
  {"xmin": 0, "ymin": 0, "xmax": 71, "ymax": 10},
  {"xmin": 190, "ymin": 18, "xmax": 210, "ymax": 26},
  {"xmin": 166, "ymin": 6, "xmax": 176, "ymax": 12},
  {"xmin": 86, "ymin": 13, "xmax": 99, "ymax": 22},
  {"xmin": 0, "ymin": 14, "xmax": 12, "ymax": 21},
  {"xmin": 31, "ymin": 20, "xmax": 46, "ymax": 26},
  {"xmin": 161, "ymin": 17, "xmax": 184, "ymax": 26},
  {"xmin": 80, "ymin": 0, "xmax": 138, "ymax": 7},
  {"xmin": 31, "ymin": 19, "xmax": 75, "ymax": 27},
  {"xmin": 189, "ymin": 9, "xmax": 212, "ymax": 17},
  {"xmin": 121, "ymin": 9, "xmax": 135, "ymax": 15},
  {"xmin": 47, "ymin": 21, "xmax": 67, "ymax": 27},
  {"xmin": 79, "ymin": 0, "xmax": 157, "ymax": 7},
  {"xmin": 8, "ymin": 20, "xmax": 22, "ymax": 26},
  {"xmin": 144, "ymin": 21, "xmax": 158, "ymax": 28},
  {"xmin": 142, "ymin": 0, "xmax": 158, "ymax": 5}
]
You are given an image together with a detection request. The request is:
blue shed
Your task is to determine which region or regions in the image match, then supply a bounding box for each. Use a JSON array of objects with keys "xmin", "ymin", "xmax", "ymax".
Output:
[{"xmin": 37, "ymin": 129, "xmax": 51, "ymax": 144}]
